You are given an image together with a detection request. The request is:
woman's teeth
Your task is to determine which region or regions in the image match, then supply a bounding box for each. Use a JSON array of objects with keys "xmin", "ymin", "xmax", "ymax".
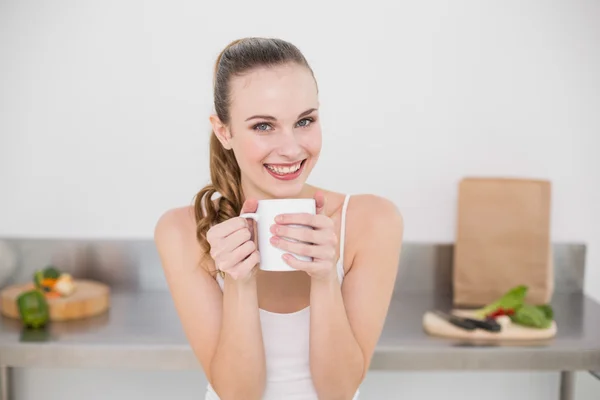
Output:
[{"xmin": 265, "ymin": 161, "xmax": 303, "ymax": 175}]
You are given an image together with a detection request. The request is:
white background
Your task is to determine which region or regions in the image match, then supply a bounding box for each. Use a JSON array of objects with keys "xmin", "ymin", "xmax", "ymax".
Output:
[{"xmin": 1, "ymin": 0, "xmax": 599, "ymax": 399}]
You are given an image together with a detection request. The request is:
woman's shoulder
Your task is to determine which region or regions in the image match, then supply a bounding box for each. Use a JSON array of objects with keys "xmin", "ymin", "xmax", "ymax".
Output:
[
  {"xmin": 343, "ymin": 193, "xmax": 404, "ymax": 247},
  {"xmin": 317, "ymin": 187, "xmax": 402, "ymax": 228},
  {"xmin": 154, "ymin": 205, "xmax": 199, "ymax": 258},
  {"xmin": 155, "ymin": 205, "xmax": 196, "ymax": 235},
  {"xmin": 347, "ymin": 194, "xmax": 402, "ymax": 224}
]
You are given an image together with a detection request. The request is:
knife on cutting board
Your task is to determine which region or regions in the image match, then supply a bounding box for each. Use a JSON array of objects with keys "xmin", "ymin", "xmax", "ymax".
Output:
[{"xmin": 434, "ymin": 310, "xmax": 502, "ymax": 332}]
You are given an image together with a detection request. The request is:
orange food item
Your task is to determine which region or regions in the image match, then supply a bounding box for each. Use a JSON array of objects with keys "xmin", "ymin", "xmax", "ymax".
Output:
[{"xmin": 41, "ymin": 278, "xmax": 57, "ymax": 288}]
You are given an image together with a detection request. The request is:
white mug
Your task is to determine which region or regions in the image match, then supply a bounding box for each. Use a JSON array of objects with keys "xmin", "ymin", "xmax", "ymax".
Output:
[{"xmin": 240, "ymin": 198, "xmax": 316, "ymax": 272}]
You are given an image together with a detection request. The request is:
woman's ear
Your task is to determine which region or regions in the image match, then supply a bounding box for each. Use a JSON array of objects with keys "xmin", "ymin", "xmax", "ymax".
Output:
[{"xmin": 209, "ymin": 114, "xmax": 233, "ymax": 150}]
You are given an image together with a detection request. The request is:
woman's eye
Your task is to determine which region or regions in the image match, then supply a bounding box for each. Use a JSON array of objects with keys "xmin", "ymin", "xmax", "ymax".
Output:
[
  {"xmin": 296, "ymin": 118, "xmax": 313, "ymax": 128},
  {"xmin": 253, "ymin": 123, "xmax": 272, "ymax": 132}
]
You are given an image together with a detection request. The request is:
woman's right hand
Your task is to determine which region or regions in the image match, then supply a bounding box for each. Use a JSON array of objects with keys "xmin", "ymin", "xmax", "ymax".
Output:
[{"xmin": 206, "ymin": 198, "xmax": 260, "ymax": 282}]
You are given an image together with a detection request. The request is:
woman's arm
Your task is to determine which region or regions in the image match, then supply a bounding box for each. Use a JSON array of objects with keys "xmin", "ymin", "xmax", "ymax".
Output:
[
  {"xmin": 211, "ymin": 275, "xmax": 266, "ymax": 399},
  {"xmin": 154, "ymin": 207, "xmax": 266, "ymax": 400},
  {"xmin": 308, "ymin": 273, "xmax": 365, "ymax": 399},
  {"xmin": 272, "ymin": 194, "xmax": 403, "ymax": 399},
  {"xmin": 308, "ymin": 195, "xmax": 403, "ymax": 399}
]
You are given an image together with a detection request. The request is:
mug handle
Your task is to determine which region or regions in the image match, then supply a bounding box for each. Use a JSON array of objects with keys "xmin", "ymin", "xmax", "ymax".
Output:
[
  {"xmin": 240, "ymin": 213, "xmax": 258, "ymax": 221},
  {"xmin": 240, "ymin": 213, "xmax": 259, "ymax": 244}
]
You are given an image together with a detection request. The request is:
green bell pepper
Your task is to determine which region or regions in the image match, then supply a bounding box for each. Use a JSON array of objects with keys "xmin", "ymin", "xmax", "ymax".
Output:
[{"xmin": 17, "ymin": 289, "xmax": 50, "ymax": 329}]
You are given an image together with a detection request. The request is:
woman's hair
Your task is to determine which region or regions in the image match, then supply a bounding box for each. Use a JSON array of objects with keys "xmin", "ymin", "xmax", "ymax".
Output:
[{"xmin": 193, "ymin": 37, "xmax": 315, "ymax": 267}]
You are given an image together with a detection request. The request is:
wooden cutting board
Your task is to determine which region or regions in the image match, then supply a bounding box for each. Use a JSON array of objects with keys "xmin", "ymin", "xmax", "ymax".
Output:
[
  {"xmin": 0, "ymin": 279, "xmax": 110, "ymax": 321},
  {"xmin": 423, "ymin": 309, "xmax": 556, "ymax": 341}
]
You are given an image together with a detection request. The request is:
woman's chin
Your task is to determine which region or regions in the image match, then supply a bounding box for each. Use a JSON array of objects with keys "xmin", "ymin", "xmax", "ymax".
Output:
[
  {"xmin": 250, "ymin": 178, "xmax": 305, "ymax": 199},
  {"xmin": 264, "ymin": 184, "xmax": 306, "ymax": 199}
]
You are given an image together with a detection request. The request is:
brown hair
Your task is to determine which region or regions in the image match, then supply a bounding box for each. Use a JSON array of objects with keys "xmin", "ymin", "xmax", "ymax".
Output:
[{"xmin": 193, "ymin": 37, "xmax": 315, "ymax": 270}]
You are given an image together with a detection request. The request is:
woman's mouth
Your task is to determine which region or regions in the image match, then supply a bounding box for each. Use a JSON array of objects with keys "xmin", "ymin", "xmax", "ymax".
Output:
[{"xmin": 264, "ymin": 159, "xmax": 307, "ymax": 181}]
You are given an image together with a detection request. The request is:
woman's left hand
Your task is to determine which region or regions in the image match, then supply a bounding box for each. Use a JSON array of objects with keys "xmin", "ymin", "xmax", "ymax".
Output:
[{"xmin": 270, "ymin": 191, "xmax": 338, "ymax": 281}]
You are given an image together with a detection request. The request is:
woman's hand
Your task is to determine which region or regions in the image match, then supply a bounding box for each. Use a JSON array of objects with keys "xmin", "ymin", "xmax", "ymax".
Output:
[
  {"xmin": 269, "ymin": 191, "xmax": 338, "ymax": 281},
  {"xmin": 206, "ymin": 199, "xmax": 260, "ymax": 282}
]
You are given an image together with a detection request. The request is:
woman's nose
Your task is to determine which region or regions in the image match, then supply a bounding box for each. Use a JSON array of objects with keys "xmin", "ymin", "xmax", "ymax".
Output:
[{"xmin": 276, "ymin": 131, "xmax": 303, "ymax": 159}]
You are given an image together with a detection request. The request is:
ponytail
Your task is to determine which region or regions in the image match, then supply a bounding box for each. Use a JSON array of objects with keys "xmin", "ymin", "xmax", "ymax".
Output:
[{"xmin": 194, "ymin": 134, "xmax": 244, "ymax": 269}]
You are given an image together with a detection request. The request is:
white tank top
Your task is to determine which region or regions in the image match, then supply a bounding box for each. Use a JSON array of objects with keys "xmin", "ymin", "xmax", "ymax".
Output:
[{"xmin": 205, "ymin": 194, "xmax": 359, "ymax": 400}]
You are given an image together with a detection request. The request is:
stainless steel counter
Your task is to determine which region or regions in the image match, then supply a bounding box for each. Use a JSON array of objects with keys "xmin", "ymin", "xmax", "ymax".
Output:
[
  {"xmin": 1, "ymin": 291, "xmax": 599, "ymax": 371},
  {"xmin": 0, "ymin": 239, "xmax": 598, "ymax": 400}
]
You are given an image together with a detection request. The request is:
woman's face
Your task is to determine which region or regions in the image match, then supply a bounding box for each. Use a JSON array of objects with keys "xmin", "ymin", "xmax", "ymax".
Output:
[{"xmin": 213, "ymin": 63, "xmax": 321, "ymax": 199}]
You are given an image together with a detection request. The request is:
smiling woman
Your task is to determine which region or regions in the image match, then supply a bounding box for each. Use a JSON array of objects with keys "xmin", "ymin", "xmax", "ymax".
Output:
[
  {"xmin": 153, "ymin": 37, "xmax": 404, "ymax": 400},
  {"xmin": 212, "ymin": 59, "xmax": 322, "ymax": 202}
]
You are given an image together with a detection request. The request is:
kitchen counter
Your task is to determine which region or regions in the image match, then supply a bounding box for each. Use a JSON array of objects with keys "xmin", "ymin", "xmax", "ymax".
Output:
[
  {"xmin": 0, "ymin": 239, "xmax": 597, "ymax": 400},
  {"xmin": 1, "ymin": 291, "xmax": 599, "ymax": 372}
]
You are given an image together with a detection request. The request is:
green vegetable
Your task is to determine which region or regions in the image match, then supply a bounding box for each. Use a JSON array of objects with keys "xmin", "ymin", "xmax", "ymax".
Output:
[
  {"xmin": 17, "ymin": 289, "xmax": 50, "ymax": 329},
  {"xmin": 33, "ymin": 270, "xmax": 45, "ymax": 289},
  {"xmin": 510, "ymin": 304, "xmax": 553, "ymax": 329},
  {"xmin": 536, "ymin": 304, "xmax": 554, "ymax": 320},
  {"xmin": 474, "ymin": 285, "xmax": 529, "ymax": 319},
  {"xmin": 42, "ymin": 266, "xmax": 61, "ymax": 280},
  {"xmin": 33, "ymin": 266, "xmax": 61, "ymax": 289}
]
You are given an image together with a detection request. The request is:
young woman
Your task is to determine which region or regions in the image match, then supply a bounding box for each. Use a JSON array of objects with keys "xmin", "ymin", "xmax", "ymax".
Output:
[{"xmin": 154, "ymin": 37, "xmax": 404, "ymax": 400}]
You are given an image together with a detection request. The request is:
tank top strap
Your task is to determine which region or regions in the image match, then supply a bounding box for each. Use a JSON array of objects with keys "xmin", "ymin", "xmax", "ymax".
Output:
[{"xmin": 337, "ymin": 194, "xmax": 352, "ymax": 282}]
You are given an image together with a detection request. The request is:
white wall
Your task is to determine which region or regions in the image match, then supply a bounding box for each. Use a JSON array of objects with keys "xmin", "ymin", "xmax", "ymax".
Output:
[{"xmin": 1, "ymin": 1, "xmax": 599, "ymax": 399}]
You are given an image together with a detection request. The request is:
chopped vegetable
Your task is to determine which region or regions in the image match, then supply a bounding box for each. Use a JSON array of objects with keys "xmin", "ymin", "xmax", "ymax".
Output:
[
  {"xmin": 473, "ymin": 285, "xmax": 528, "ymax": 319},
  {"xmin": 33, "ymin": 270, "xmax": 45, "ymax": 289},
  {"xmin": 42, "ymin": 266, "xmax": 61, "ymax": 280},
  {"xmin": 54, "ymin": 273, "xmax": 75, "ymax": 296},
  {"xmin": 536, "ymin": 304, "xmax": 554, "ymax": 320},
  {"xmin": 17, "ymin": 289, "xmax": 50, "ymax": 329},
  {"xmin": 33, "ymin": 266, "xmax": 61, "ymax": 288},
  {"xmin": 510, "ymin": 304, "xmax": 553, "ymax": 329},
  {"xmin": 472, "ymin": 285, "xmax": 555, "ymax": 329},
  {"xmin": 41, "ymin": 278, "xmax": 57, "ymax": 287},
  {"xmin": 32, "ymin": 265, "xmax": 77, "ymax": 298},
  {"xmin": 486, "ymin": 307, "xmax": 515, "ymax": 319}
]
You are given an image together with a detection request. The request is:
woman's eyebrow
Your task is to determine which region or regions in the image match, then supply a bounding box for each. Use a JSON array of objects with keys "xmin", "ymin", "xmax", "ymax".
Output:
[{"xmin": 245, "ymin": 108, "xmax": 317, "ymax": 122}]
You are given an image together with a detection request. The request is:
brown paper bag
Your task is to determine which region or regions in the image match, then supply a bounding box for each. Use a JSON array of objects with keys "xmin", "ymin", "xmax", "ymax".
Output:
[{"xmin": 452, "ymin": 177, "xmax": 553, "ymax": 307}]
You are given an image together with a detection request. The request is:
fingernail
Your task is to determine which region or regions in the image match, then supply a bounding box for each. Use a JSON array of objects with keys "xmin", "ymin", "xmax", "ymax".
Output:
[
  {"xmin": 271, "ymin": 224, "xmax": 279, "ymax": 234},
  {"xmin": 275, "ymin": 215, "xmax": 283, "ymax": 222},
  {"xmin": 270, "ymin": 236, "xmax": 279, "ymax": 244}
]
